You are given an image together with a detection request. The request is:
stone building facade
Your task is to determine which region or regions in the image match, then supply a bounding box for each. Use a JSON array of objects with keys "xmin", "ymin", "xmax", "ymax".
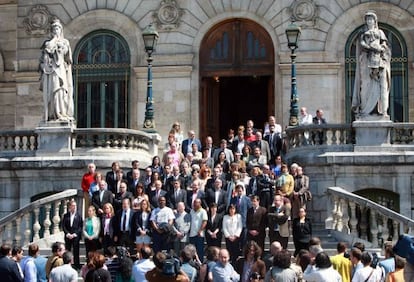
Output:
[{"xmin": 0, "ymin": 0, "xmax": 413, "ymax": 139}]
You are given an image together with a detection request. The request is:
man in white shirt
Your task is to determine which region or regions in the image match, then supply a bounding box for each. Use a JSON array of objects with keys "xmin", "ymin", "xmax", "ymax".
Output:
[
  {"xmin": 150, "ymin": 196, "xmax": 175, "ymax": 253},
  {"xmin": 132, "ymin": 247, "xmax": 155, "ymax": 282},
  {"xmin": 189, "ymin": 198, "xmax": 208, "ymax": 260},
  {"xmin": 299, "ymin": 107, "xmax": 313, "ymax": 125}
]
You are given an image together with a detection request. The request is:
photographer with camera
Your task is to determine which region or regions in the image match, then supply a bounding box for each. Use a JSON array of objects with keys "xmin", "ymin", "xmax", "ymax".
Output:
[{"xmin": 145, "ymin": 251, "xmax": 189, "ymax": 282}]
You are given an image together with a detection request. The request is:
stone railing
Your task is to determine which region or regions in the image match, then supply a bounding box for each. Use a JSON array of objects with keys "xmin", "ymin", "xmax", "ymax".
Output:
[
  {"xmin": 0, "ymin": 128, "xmax": 160, "ymax": 159},
  {"xmin": 0, "ymin": 189, "xmax": 81, "ymax": 247},
  {"xmin": 391, "ymin": 123, "xmax": 414, "ymax": 144},
  {"xmin": 325, "ymin": 187, "xmax": 414, "ymax": 248},
  {"xmin": 73, "ymin": 128, "xmax": 161, "ymax": 157},
  {"xmin": 0, "ymin": 130, "xmax": 38, "ymax": 157},
  {"xmin": 284, "ymin": 122, "xmax": 414, "ymax": 153},
  {"xmin": 284, "ymin": 124, "xmax": 354, "ymax": 149}
]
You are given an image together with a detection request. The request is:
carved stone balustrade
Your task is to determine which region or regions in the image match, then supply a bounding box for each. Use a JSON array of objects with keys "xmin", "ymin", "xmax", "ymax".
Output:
[
  {"xmin": 326, "ymin": 187, "xmax": 414, "ymax": 248},
  {"xmin": 0, "ymin": 130, "xmax": 38, "ymax": 157},
  {"xmin": 0, "ymin": 128, "xmax": 161, "ymax": 163},
  {"xmin": 0, "ymin": 189, "xmax": 81, "ymax": 247}
]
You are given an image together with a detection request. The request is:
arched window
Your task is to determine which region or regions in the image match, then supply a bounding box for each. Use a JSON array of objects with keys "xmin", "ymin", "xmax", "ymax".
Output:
[
  {"xmin": 73, "ymin": 30, "xmax": 131, "ymax": 128},
  {"xmin": 345, "ymin": 24, "xmax": 408, "ymax": 123}
]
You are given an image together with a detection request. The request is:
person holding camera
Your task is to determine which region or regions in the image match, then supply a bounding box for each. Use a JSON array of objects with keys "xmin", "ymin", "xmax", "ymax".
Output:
[{"xmin": 145, "ymin": 251, "xmax": 190, "ymax": 282}]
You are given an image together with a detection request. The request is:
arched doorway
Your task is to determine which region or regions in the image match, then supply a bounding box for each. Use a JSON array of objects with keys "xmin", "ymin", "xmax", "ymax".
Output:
[{"xmin": 199, "ymin": 19, "xmax": 275, "ymax": 143}]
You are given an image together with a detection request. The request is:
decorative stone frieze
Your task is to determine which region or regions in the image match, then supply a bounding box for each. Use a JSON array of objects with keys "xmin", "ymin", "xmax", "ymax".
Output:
[
  {"xmin": 153, "ymin": 0, "xmax": 184, "ymax": 30},
  {"xmin": 290, "ymin": 0, "xmax": 317, "ymax": 27},
  {"xmin": 23, "ymin": 5, "xmax": 56, "ymax": 36}
]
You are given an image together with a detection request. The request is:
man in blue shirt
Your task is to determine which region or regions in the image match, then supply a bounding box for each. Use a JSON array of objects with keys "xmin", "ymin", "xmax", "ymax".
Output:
[{"xmin": 210, "ymin": 248, "xmax": 240, "ymax": 282}]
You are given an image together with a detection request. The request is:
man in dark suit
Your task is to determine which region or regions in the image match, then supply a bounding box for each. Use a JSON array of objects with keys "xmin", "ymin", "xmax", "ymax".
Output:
[
  {"xmin": 61, "ymin": 200, "xmax": 83, "ymax": 269},
  {"xmin": 112, "ymin": 197, "xmax": 135, "ymax": 254},
  {"xmin": 164, "ymin": 165, "xmax": 185, "ymax": 193},
  {"xmin": 205, "ymin": 178, "xmax": 227, "ymax": 214},
  {"xmin": 0, "ymin": 243, "xmax": 23, "ymax": 282},
  {"xmin": 246, "ymin": 195, "xmax": 267, "ymax": 251},
  {"xmin": 186, "ymin": 181, "xmax": 207, "ymax": 212},
  {"xmin": 166, "ymin": 179, "xmax": 187, "ymax": 211},
  {"xmin": 149, "ymin": 180, "xmax": 167, "ymax": 209},
  {"xmin": 230, "ymin": 183, "xmax": 252, "ymax": 248},
  {"xmin": 91, "ymin": 180, "xmax": 113, "ymax": 216},
  {"xmin": 267, "ymin": 194, "xmax": 290, "ymax": 249},
  {"xmin": 105, "ymin": 161, "xmax": 120, "ymax": 193},
  {"xmin": 232, "ymin": 131, "xmax": 247, "ymax": 154},
  {"xmin": 203, "ymin": 136, "xmax": 216, "ymax": 158},
  {"xmin": 126, "ymin": 160, "xmax": 140, "ymax": 184},
  {"xmin": 127, "ymin": 168, "xmax": 142, "ymax": 194},
  {"xmin": 181, "ymin": 130, "xmax": 202, "ymax": 157},
  {"xmin": 312, "ymin": 108, "xmax": 327, "ymax": 144},
  {"xmin": 113, "ymin": 180, "xmax": 134, "ymax": 213},
  {"xmin": 205, "ymin": 203, "xmax": 223, "ymax": 248},
  {"xmin": 264, "ymin": 124, "xmax": 282, "ymax": 162}
]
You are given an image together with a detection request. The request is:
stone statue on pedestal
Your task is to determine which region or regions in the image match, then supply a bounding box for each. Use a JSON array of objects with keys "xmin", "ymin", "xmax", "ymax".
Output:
[
  {"xmin": 351, "ymin": 11, "xmax": 391, "ymax": 119},
  {"xmin": 39, "ymin": 18, "xmax": 74, "ymax": 122}
]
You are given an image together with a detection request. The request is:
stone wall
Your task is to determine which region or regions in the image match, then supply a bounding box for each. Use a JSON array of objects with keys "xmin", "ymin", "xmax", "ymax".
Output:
[{"xmin": 0, "ymin": 1, "xmax": 412, "ymax": 136}]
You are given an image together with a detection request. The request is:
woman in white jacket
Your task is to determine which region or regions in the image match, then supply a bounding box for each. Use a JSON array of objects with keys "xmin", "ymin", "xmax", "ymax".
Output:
[{"xmin": 222, "ymin": 204, "xmax": 242, "ymax": 264}]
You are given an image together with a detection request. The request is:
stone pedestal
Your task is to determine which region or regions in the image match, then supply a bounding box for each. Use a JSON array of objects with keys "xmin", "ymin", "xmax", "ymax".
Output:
[
  {"xmin": 35, "ymin": 121, "xmax": 76, "ymax": 156},
  {"xmin": 353, "ymin": 116, "xmax": 393, "ymax": 149}
]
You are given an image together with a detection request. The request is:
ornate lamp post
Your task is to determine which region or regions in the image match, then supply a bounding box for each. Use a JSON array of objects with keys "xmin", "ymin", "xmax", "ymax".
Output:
[
  {"xmin": 142, "ymin": 24, "xmax": 159, "ymax": 131},
  {"xmin": 286, "ymin": 22, "xmax": 301, "ymax": 126}
]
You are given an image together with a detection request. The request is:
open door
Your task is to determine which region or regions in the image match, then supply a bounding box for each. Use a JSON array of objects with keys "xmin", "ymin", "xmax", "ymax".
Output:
[
  {"xmin": 200, "ymin": 77, "xmax": 220, "ymax": 143},
  {"xmin": 199, "ymin": 18, "xmax": 275, "ymax": 144}
]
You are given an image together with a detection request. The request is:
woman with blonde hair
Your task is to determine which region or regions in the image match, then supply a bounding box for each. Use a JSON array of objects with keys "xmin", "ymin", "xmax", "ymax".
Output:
[
  {"xmin": 83, "ymin": 205, "xmax": 101, "ymax": 254},
  {"xmin": 131, "ymin": 199, "xmax": 152, "ymax": 252},
  {"xmin": 100, "ymin": 203, "xmax": 115, "ymax": 255}
]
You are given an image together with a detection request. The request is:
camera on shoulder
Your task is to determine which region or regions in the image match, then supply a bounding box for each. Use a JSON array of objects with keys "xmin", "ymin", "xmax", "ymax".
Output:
[{"xmin": 162, "ymin": 251, "xmax": 181, "ymax": 276}]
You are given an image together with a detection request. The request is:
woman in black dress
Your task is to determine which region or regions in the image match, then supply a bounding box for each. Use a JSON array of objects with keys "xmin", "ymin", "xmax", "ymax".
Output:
[{"xmin": 292, "ymin": 207, "xmax": 312, "ymax": 257}]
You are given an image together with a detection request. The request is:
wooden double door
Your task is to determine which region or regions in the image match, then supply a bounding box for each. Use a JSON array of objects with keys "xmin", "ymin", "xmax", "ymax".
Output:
[{"xmin": 199, "ymin": 19, "xmax": 275, "ymax": 143}]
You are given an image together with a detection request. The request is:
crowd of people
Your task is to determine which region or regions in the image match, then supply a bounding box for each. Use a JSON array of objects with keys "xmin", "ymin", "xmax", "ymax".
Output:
[{"xmin": 0, "ymin": 114, "xmax": 411, "ymax": 281}]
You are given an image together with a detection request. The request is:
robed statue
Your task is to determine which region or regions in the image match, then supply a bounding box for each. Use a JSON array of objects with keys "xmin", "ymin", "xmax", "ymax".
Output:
[
  {"xmin": 352, "ymin": 11, "xmax": 391, "ymax": 118},
  {"xmin": 39, "ymin": 18, "xmax": 74, "ymax": 122}
]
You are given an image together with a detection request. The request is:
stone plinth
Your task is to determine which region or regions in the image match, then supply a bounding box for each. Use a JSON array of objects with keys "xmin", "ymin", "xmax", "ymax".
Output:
[
  {"xmin": 353, "ymin": 117, "xmax": 393, "ymax": 148},
  {"xmin": 35, "ymin": 121, "xmax": 76, "ymax": 156}
]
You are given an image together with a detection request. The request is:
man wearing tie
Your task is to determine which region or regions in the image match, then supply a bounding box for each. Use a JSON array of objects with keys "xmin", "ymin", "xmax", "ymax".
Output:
[
  {"xmin": 149, "ymin": 180, "xmax": 167, "ymax": 209},
  {"xmin": 246, "ymin": 196, "xmax": 267, "ymax": 251},
  {"xmin": 206, "ymin": 178, "xmax": 226, "ymax": 214},
  {"xmin": 91, "ymin": 180, "xmax": 113, "ymax": 216},
  {"xmin": 230, "ymin": 183, "xmax": 251, "ymax": 248},
  {"xmin": 61, "ymin": 200, "xmax": 83, "ymax": 269},
  {"xmin": 128, "ymin": 169, "xmax": 141, "ymax": 194},
  {"xmin": 167, "ymin": 179, "xmax": 187, "ymax": 211},
  {"xmin": 112, "ymin": 197, "xmax": 134, "ymax": 253},
  {"xmin": 267, "ymin": 194, "xmax": 290, "ymax": 249}
]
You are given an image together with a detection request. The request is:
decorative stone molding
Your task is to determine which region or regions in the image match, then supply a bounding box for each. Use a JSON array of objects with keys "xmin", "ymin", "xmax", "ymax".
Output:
[
  {"xmin": 153, "ymin": 0, "xmax": 184, "ymax": 30},
  {"xmin": 290, "ymin": 0, "xmax": 317, "ymax": 26},
  {"xmin": 23, "ymin": 5, "xmax": 56, "ymax": 36}
]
